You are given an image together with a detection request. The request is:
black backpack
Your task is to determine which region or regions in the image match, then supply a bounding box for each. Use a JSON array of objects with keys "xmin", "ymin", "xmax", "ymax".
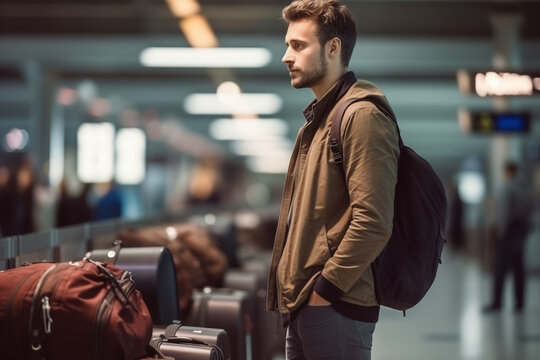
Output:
[{"xmin": 329, "ymin": 96, "xmax": 447, "ymax": 314}]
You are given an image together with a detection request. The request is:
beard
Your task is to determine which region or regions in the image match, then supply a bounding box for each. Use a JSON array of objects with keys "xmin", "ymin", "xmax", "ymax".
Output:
[{"xmin": 290, "ymin": 50, "xmax": 328, "ymax": 89}]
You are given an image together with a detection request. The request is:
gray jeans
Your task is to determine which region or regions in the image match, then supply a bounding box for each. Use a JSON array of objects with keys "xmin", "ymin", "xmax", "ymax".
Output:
[{"xmin": 286, "ymin": 304, "xmax": 376, "ymax": 360}]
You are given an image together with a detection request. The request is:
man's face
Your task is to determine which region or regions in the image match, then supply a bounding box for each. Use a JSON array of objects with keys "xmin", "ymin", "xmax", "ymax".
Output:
[{"xmin": 282, "ymin": 18, "xmax": 328, "ymax": 89}]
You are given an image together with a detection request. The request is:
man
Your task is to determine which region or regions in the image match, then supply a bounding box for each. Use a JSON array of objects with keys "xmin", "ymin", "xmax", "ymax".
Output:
[
  {"xmin": 266, "ymin": 1, "xmax": 400, "ymax": 359},
  {"xmin": 484, "ymin": 161, "xmax": 532, "ymax": 313}
]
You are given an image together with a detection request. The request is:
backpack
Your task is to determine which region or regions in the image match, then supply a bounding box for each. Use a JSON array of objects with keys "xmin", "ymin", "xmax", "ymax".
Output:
[{"xmin": 329, "ymin": 96, "xmax": 447, "ymax": 314}]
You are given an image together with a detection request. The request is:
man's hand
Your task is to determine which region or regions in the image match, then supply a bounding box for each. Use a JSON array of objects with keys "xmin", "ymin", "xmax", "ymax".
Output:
[{"xmin": 308, "ymin": 290, "xmax": 331, "ymax": 306}]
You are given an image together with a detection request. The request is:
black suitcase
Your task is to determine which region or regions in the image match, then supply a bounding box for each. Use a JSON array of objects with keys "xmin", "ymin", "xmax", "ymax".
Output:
[
  {"xmin": 183, "ymin": 288, "xmax": 251, "ymax": 360},
  {"xmin": 153, "ymin": 321, "xmax": 230, "ymax": 360},
  {"xmin": 87, "ymin": 241, "xmax": 179, "ymax": 325}
]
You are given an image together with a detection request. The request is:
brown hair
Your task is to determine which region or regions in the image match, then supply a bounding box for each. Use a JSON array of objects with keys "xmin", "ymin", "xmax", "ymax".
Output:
[{"xmin": 282, "ymin": 0, "xmax": 357, "ymax": 67}]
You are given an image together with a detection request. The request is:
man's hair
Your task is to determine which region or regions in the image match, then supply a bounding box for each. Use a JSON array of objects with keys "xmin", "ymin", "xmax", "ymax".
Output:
[{"xmin": 282, "ymin": 0, "xmax": 357, "ymax": 67}]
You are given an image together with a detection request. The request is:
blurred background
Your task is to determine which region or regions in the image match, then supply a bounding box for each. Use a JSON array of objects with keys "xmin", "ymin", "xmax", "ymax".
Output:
[{"xmin": 0, "ymin": 1, "xmax": 539, "ymax": 359}]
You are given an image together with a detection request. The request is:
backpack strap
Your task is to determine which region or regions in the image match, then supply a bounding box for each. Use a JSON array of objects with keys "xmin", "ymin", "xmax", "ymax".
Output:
[{"xmin": 329, "ymin": 96, "xmax": 403, "ymax": 173}]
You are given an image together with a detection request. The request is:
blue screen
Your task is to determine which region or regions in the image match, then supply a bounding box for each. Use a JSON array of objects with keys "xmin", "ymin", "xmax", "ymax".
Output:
[{"xmin": 495, "ymin": 114, "xmax": 528, "ymax": 132}]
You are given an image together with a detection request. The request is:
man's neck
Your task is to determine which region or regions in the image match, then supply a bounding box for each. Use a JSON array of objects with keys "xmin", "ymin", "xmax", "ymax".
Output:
[{"xmin": 312, "ymin": 68, "xmax": 348, "ymax": 100}]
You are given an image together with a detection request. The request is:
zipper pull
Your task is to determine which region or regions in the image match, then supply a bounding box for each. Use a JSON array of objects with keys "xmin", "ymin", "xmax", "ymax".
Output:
[{"xmin": 42, "ymin": 296, "xmax": 53, "ymax": 334}]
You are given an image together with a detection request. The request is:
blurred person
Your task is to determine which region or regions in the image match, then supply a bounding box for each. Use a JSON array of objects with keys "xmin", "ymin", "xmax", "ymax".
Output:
[
  {"xmin": 448, "ymin": 182, "xmax": 465, "ymax": 251},
  {"xmin": 266, "ymin": 1, "xmax": 400, "ymax": 359},
  {"xmin": 484, "ymin": 161, "xmax": 533, "ymax": 313},
  {"xmin": 56, "ymin": 179, "xmax": 92, "ymax": 227},
  {"xmin": 0, "ymin": 166, "xmax": 11, "ymax": 236},
  {"xmin": 93, "ymin": 181, "xmax": 123, "ymax": 221},
  {"xmin": 1, "ymin": 156, "xmax": 36, "ymax": 236},
  {"xmin": 186, "ymin": 159, "xmax": 223, "ymax": 206}
]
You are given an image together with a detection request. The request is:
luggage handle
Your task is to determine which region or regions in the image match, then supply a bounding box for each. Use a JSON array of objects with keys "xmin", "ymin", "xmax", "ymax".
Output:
[
  {"xmin": 162, "ymin": 321, "xmax": 209, "ymax": 346},
  {"xmin": 158, "ymin": 321, "xmax": 226, "ymax": 359},
  {"xmin": 86, "ymin": 258, "xmax": 138, "ymax": 311}
]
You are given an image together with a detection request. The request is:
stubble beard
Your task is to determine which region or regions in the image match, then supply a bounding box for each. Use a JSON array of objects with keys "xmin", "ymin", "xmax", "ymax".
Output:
[{"xmin": 290, "ymin": 52, "xmax": 328, "ymax": 89}]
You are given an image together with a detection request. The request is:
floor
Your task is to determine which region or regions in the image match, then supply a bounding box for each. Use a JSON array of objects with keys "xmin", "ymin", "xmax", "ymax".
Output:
[
  {"xmin": 273, "ymin": 249, "xmax": 540, "ymax": 360},
  {"xmin": 372, "ymin": 250, "xmax": 540, "ymax": 360}
]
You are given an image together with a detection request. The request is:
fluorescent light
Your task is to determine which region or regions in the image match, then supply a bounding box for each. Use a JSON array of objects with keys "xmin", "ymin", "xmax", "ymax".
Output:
[
  {"xmin": 77, "ymin": 123, "xmax": 115, "ymax": 183},
  {"xmin": 231, "ymin": 139, "xmax": 292, "ymax": 156},
  {"xmin": 115, "ymin": 128, "xmax": 146, "ymax": 185},
  {"xmin": 185, "ymin": 94, "xmax": 282, "ymax": 115},
  {"xmin": 140, "ymin": 47, "xmax": 272, "ymax": 68},
  {"xmin": 180, "ymin": 15, "xmax": 218, "ymax": 48},
  {"xmin": 246, "ymin": 154, "xmax": 290, "ymax": 174},
  {"xmin": 165, "ymin": 0, "xmax": 200, "ymax": 18},
  {"xmin": 209, "ymin": 118, "xmax": 288, "ymax": 140}
]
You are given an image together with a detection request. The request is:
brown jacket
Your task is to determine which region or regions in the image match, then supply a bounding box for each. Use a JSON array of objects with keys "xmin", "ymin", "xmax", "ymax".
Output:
[{"xmin": 266, "ymin": 73, "xmax": 400, "ymax": 317}]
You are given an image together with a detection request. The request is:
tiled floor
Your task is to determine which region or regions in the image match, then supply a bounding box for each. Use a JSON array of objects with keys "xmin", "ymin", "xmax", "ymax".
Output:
[{"xmin": 273, "ymin": 249, "xmax": 540, "ymax": 360}]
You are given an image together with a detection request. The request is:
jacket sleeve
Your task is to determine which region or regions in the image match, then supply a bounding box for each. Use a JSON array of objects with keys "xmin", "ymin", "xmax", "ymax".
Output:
[{"xmin": 315, "ymin": 104, "xmax": 400, "ymax": 300}]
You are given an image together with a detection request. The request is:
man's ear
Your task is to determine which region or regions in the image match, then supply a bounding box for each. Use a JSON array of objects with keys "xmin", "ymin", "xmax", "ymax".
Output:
[{"xmin": 328, "ymin": 37, "xmax": 341, "ymax": 59}]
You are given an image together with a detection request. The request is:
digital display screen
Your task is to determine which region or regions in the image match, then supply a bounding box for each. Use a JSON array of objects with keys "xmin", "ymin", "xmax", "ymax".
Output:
[{"xmin": 469, "ymin": 112, "xmax": 531, "ymax": 133}]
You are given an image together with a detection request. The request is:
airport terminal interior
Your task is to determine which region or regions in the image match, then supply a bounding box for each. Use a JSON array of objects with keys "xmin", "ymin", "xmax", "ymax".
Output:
[{"xmin": 1, "ymin": 1, "xmax": 540, "ymax": 359}]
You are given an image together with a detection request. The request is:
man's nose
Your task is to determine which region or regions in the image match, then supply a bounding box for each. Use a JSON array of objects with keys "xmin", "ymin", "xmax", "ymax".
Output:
[{"xmin": 282, "ymin": 48, "xmax": 293, "ymax": 64}]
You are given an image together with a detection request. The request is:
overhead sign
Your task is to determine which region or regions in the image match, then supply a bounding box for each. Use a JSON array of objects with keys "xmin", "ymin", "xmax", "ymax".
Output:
[
  {"xmin": 458, "ymin": 110, "xmax": 531, "ymax": 134},
  {"xmin": 457, "ymin": 70, "xmax": 540, "ymax": 97}
]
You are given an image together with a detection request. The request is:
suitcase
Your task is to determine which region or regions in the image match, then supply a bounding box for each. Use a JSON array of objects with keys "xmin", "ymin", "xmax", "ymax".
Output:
[
  {"xmin": 150, "ymin": 337, "xmax": 225, "ymax": 360},
  {"xmin": 152, "ymin": 321, "xmax": 229, "ymax": 360},
  {"xmin": 153, "ymin": 321, "xmax": 230, "ymax": 360},
  {"xmin": 183, "ymin": 288, "xmax": 251, "ymax": 360},
  {"xmin": 0, "ymin": 259, "xmax": 152, "ymax": 360},
  {"xmin": 87, "ymin": 241, "xmax": 179, "ymax": 325},
  {"xmin": 224, "ymin": 256, "xmax": 285, "ymax": 360}
]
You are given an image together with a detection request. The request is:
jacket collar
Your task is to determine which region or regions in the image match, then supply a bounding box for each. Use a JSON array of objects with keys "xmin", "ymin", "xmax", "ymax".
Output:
[{"xmin": 302, "ymin": 71, "xmax": 357, "ymax": 124}]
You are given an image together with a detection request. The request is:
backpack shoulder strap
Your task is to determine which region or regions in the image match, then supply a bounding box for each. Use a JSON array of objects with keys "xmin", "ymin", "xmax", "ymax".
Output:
[{"xmin": 329, "ymin": 96, "xmax": 403, "ymax": 171}]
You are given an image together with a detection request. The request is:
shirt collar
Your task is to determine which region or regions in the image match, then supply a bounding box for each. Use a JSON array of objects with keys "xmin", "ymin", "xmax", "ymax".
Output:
[{"xmin": 302, "ymin": 71, "xmax": 357, "ymax": 123}]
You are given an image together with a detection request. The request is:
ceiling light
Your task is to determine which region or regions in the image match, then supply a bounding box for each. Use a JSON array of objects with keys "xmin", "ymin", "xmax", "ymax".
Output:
[
  {"xmin": 185, "ymin": 93, "xmax": 282, "ymax": 115},
  {"xmin": 140, "ymin": 47, "xmax": 272, "ymax": 68},
  {"xmin": 209, "ymin": 118, "xmax": 288, "ymax": 140},
  {"xmin": 231, "ymin": 139, "xmax": 292, "ymax": 156},
  {"xmin": 180, "ymin": 15, "xmax": 218, "ymax": 48},
  {"xmin": 246, "ymin": 154, "xmax": 290, "ymax": 174},
  {"xmin": 165, "ymin": 0, "xmax": 200, "ymax": 18}
]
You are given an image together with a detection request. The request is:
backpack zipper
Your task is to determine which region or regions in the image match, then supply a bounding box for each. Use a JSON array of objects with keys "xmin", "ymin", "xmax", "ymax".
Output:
[
  {"xmin": 28, "ymin": 264, "xmax": 57, "ymax": 356},
  {"xmin": 29, "ymin": 264, "xmax": 71, "ymax": 359},
  {"xmin": 41, "ymin": 296, "xmax": 52, "ymax": 334},
  {"xmin": 92, "ymin": 267, "xmax": 136, "ymax": 360}
]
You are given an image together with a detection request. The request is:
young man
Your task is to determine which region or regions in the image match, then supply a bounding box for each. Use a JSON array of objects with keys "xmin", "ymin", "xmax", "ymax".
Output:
[{"xmin": 266, "ymin": 1, "xmax": 400, "ymax": 359}]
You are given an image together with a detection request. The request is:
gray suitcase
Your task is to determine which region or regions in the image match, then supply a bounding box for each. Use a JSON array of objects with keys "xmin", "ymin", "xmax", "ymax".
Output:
[
  {"xmin": 151, "ymin": 322, "xmax": 226, "ymax": 360},
  {"xmin": 153, "ymin": 321, "xmax": 230, "ymax": 360},
  {"xmin": 183, "ymin": 288, "xmax": 251, "ymax": 360}
]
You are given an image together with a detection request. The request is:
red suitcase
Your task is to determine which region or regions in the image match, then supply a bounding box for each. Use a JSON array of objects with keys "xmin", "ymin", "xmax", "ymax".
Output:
[{"xmin": 0, "ymin": 259, "xmax": 152, "ymax": 360}]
